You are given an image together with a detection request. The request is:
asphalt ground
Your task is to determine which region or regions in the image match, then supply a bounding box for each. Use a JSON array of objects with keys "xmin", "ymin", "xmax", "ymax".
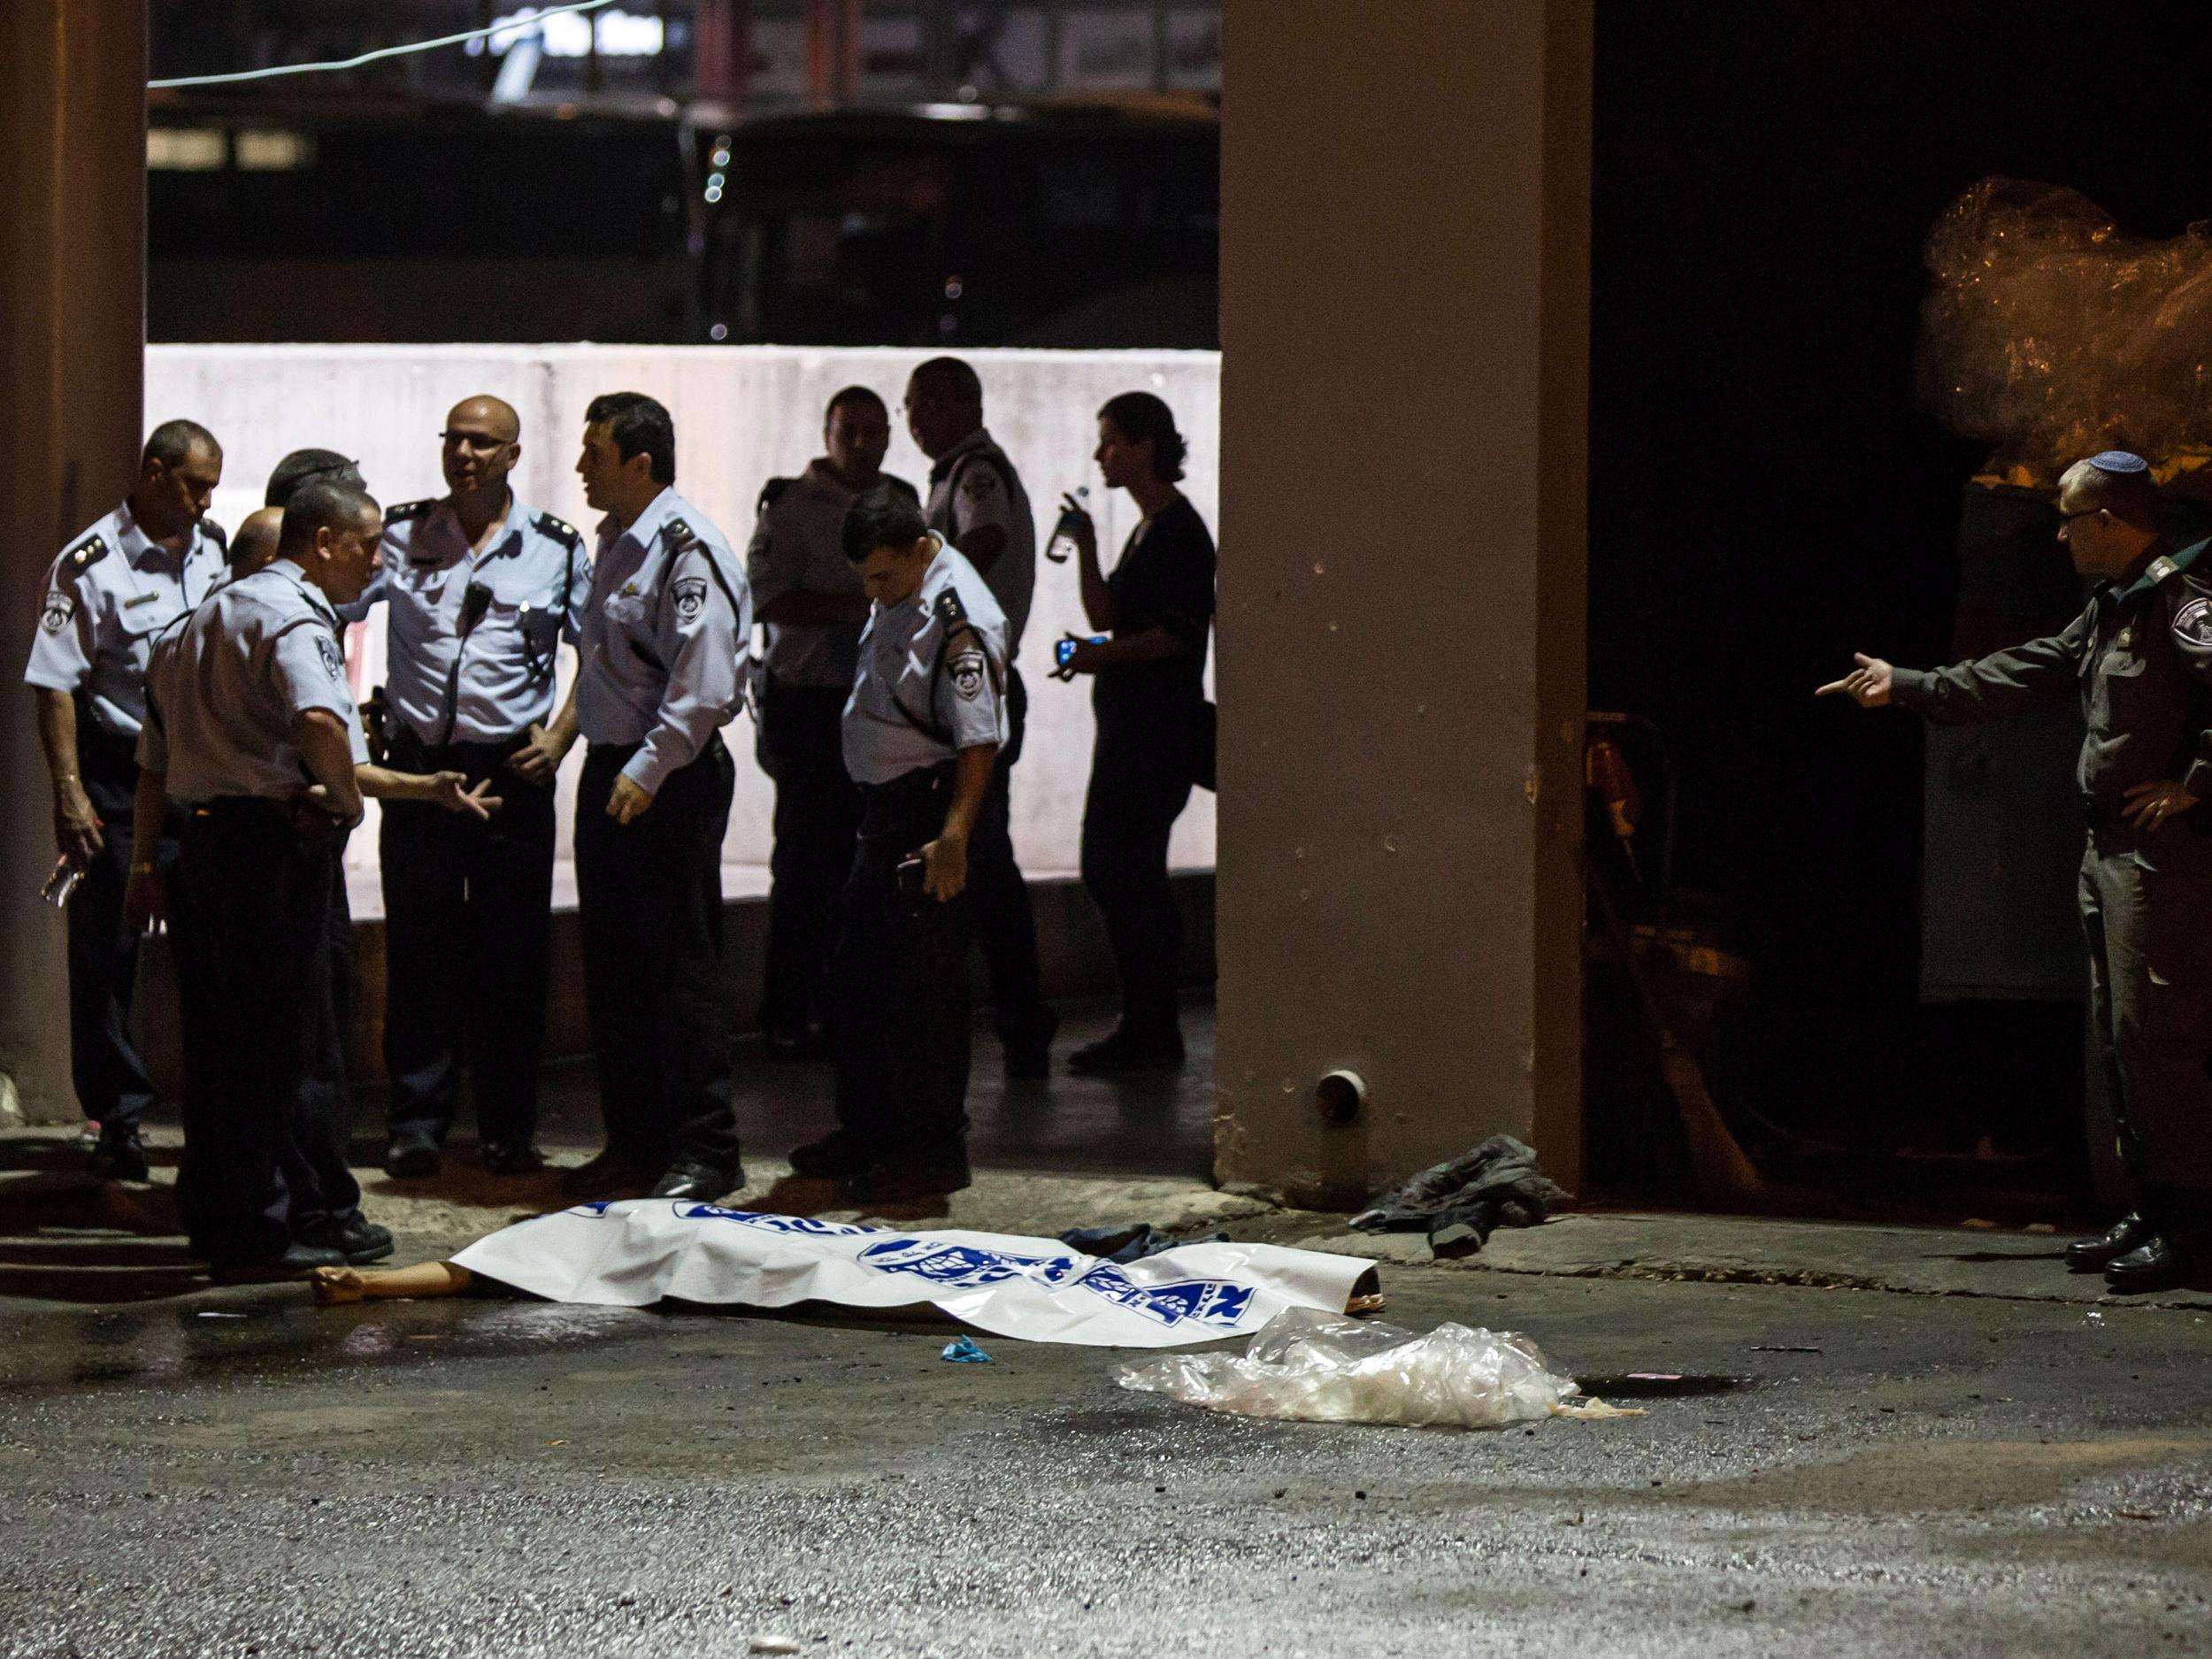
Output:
[{"xmin": 2, "ymin": 1261, "xmax": 2208, "ymax": 1658}]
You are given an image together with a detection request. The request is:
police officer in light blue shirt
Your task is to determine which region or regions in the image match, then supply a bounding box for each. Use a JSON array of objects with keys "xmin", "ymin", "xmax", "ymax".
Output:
[
  {"xmin": 129, "ymin": 477, "xmax": 495, "ymax": 1281},
  {"xmin": 23, "ymin": 419, "xmax": 227, "ymax": 1182},
  {"xmin": 562, "ymin": 391, "xmax": 750, "ymax": 1205},
  {"xmin": 337, "ymin": 395, "xmax": 588, "ymax": 1181},
  {"xmin": 785, "ymin": 484, "xmax": 1007, "ymax": 1210}
]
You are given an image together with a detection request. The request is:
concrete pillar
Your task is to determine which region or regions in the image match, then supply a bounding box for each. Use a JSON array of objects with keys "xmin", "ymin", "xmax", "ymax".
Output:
[
  {"xmin": 1213, "ymin": 1, "xmax": 1592, "ymax": 1202},
  {"xmin": 0, "ymin": 2, "xmax": 146, "ymax": 1123}
]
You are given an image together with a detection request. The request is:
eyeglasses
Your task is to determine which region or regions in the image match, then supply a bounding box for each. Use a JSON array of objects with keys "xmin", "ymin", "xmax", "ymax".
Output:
[
  {"xmin": 2058, "ymin": 507, "xmax": 2104, "ymax": 525},
  {"xmin": 440, "ymin": 430, "xmax": 513, "ymax": 453}
]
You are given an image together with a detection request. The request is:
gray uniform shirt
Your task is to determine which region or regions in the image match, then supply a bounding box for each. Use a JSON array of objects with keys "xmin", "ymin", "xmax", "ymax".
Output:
[
  {"xmin": 746, "ymin": 462, "xmax": 917, "ymax": 692},
  {"xmin": 337, "ymin": 493, "xmax": 588, "ymax": 745},
  {"xmin": 841, "ymin": 542, "xmax": 1010, "ymax": 787},
  {"xmin": 137, "ymin": 559, "xmax": 369, "ymax": 803},
  {"xmin": 24, "ymin": 503, "xmax": 227, "ymax": 737},
  {"xmin": 925, "ymin": 427, "xmax": 1035, "ymax": 655},
  {"xmin": 576, "ymin": 486, "xmax": 750, "ymax": 796}
]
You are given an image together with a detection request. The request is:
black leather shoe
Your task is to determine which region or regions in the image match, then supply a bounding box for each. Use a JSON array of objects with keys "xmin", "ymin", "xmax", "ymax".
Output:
[
  {"xmin": 1067, "ymin": 1028, "xmax": 1185, "ymax": 1076},
  {"xmin": 2066, "ymin": 1210, "xmax": 2157, "ymax": 1272},
  {"xmin": 846, "ymin": 1160, "xmax": 972, "ymax": 1207},
  {"xmin": 210, "ymin": 1242, "xmax": 349, "ymax": 1283},
  {"xmin": 298, "ymin": 1214, "xmax": 395, "ymax": 1265},
  {"xmin": 561, "ymin": 1147, "xmax": 657, "ymax": 1200},
  {"xmin": 479, "ymin": 1141, "xmax": 546, "ymax": 1176},
  {"xmin": 383, "ymin": 1129, "xmax": 442, "ymax": 1180},
  {"xmin": 788, "ymin": 1131, "xmax": 871, "ymax": 1180},
  {"xmin": 649, "ymin": 1160, "xmax": 742, "ymax": 1202},
  {"xmin": 91, "ymin": 1128, "xmax": 150, "ymax": 1184},
  {"xmin": 1002, "ymin": 1007, "xmax": 1060, "ymax": 1080},
  {"xmin": 2104, "ymin": 1234, "xmax": 2192, "ymax": 1294}
]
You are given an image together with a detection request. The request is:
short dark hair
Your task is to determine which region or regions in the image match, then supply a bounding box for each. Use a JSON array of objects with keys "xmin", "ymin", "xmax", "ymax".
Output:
[
  {"xmin": 1098, "ymin": 391, "xmax": 1187, "ymax": 484},
  {"xmin": 842, "ymin": 482, "xmax": 930, "ymax": 562},
  {"xmin": 278, "ymin": 478, "xmax": 380, "ymax": 557},
  {"xmin": 143, "ymin": 419, "xmax": 219, "ymax": 471},
  {"xmin": 825, "ymin": 385, "xmax": 887, "ymax": 425},
  {"xmin": 585, "ymin": 391, "xmax": 676, "ymax": 485},
  {"xmin": 265, "ymin": 449, "xmax": 365, "ymax": 509},
  {"xmin": 909, "ymin": 357, "xmax": 982, "ymax": 407}
]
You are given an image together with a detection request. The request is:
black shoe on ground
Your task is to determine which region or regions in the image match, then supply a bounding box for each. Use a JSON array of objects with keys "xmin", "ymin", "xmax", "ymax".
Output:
[
  {"xmin": 649, "ymin": 1160, "xmax": 743, "ymax": 1202},
  {"xmin": 479, "ymin": 1141, "xmax": 546, "ymax": 1177},
  {"xmin": 2066, "ymin": 1210, "xmax": 2157, "ymax": 1272},
  {"xmin": 1066, "ymin": 1027, "xmax": 1185, "ymax": 1076},
  {"xmin": 90, "ymin": 1128, "xmax": 150, "ymax": 1184},
  {"xmin": 787, "ymin": 1130, "xmax": 872, "ymax": 1180},
  {"xmin": 298, "ymin": 1213, "xmax": 395, "ymax": 1265},
  {"xmin": 1002, "ymin": 1007, "xmax": 1060, "ymax": 1080},
  {"xmin": 561, "ymin": 1147, "xmax": 658, "ymax": 1200},
  {"xmin": 383, "ymin": 1129, "xmax": 442, "ymax": 1180},
  {"xmin": 210, "ymin": 1242, "xmax": 349, "ymax": 1284},
  {"xmin": 2103, "ymin": 1234, "xmax": 2196, "ymax": 1295},
  {"xmin": 846, "ymin": 1160, "xmax": 972, "ymax": 1208}
]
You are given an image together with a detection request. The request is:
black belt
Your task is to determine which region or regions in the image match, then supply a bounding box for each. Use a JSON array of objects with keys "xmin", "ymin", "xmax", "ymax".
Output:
[{"xmin": 858, "ymin": 760, "xmax": 955, "ymax": 805}]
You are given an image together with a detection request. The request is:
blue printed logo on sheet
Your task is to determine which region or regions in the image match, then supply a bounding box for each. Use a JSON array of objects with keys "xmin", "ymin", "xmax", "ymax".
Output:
[
  {"xmin": 1076, "ymin": 1265, "xmax": 1256, "ymax": 1330},
  {"xmin": 676, "ymin": 1203, "xmax": 876, "ymax": 1239},
  {"xmin": 856, "ymin": 1237, "xmax": 1081, "ymax": 1289}
]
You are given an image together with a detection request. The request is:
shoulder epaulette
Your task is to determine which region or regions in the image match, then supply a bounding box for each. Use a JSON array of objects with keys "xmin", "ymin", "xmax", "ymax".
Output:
[
  {"xmin": 933, "ymin": 588, "xmax": 971, "ymax": 632},
  {"xmin": 383, "ymin": 498, "xmax": 435, "ymax": 524},
  {"xmin": 664, "ymin": 517, "xmax": 699, "ymax": 549},
  {"xmin": 757, "ymin": 478, "xmax": 795, "ymax": 515},
  {"xmin": 534, "ymin": 511, "xmax": 581, "ymax": 548},
  {"xmin": 62, "ymin": 532, "xmax": 108, "ymax": 574}
]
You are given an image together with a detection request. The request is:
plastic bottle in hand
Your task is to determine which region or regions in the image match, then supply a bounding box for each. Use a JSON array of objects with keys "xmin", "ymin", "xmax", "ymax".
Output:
[{"xmin": 1046, "ymin": 487, "xmax": 1090, "ymax": 563}]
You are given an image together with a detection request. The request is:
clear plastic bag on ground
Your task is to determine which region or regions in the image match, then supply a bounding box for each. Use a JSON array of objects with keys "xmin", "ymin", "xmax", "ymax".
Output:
[{"xmin": 1115, "ymin": 1307, "xmax": 1634, "ymax": 1429}]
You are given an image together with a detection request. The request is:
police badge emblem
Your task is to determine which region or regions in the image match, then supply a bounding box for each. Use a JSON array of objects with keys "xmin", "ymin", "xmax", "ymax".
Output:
[
  {"xmin": 672, "ymin": 576, "xmax": 708, "ymax": 620},
  {"xmin": 316, "ymin": 633, "xmax": 345, "ymax": 681},
  {"xmin": 2175, "ymin": 596, "xmax": 2212, "ymax": 647},
  {"xmin": 39, "ymin": 592, "xmax": 74, "ymax": 634},
  {"xmin": 949, "ymin": 647, "xmax": 986, "ymax": 701}
]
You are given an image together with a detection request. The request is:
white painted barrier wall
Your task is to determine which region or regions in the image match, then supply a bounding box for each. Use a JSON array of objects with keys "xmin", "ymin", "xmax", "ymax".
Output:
[{"xmin": 144, "ymin": 346, "xmax": 1218, "ymax": 898}]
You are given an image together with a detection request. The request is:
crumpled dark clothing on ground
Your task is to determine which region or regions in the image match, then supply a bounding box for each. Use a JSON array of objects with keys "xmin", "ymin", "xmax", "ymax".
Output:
[
  {"xmin": 1348, "ymin": 1135, "xmax": 1570, "ymax": 1258},
  {"xmin": 1057, "ymin": 1225, "xmax": 1230, "ymax": 1264}
]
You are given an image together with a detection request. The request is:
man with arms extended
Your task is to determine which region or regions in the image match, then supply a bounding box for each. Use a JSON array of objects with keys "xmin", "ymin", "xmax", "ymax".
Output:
[
  {"xmin": 128, "ymin": 479, "xmax": 495, "ymax": 1279},
  {"xmin": 564, "ymin": 392, "xmax": 749, "ymax": 1203},
  {"xmin": 342, "ymin": 395, "xmax": 587, "ymax": 1179},
  {"xmin": 24, "ymin": 419, "xmax": 227, "ymax": 1182},
  {"xmin": 902, "ymin": 357, "xmax": 1056, "ymax": 1077},
  {"xmin": 787, "ymin": 484, "xmax": 1007, "ymax": 1208},
  {"xmin": 1822, "ymin": 450, "xmax": 2212, "ymax": 1293},
  {"xmin": 747, "ymin": 385, "xmax": 917, "ymax": 1056}
]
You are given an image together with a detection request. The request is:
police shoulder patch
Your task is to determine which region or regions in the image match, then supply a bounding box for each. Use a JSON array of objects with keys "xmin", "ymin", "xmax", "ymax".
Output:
[
  {"xmin": 315, "ymin": 631, "xmax": 345, "ymax": 681},
  {"xmin": 534, "ymin": 511, "xmax": 581, "ymax": 547},
  {"xmin": 384, "ymin": 498, "xmax": 435, "ymax": 524},
  {"xmin": 2173, "ymin": 593, "xmax": 2212, "ymax": 648},
  {"xmin": 63, "ymin": 533, "xmax": 108, "ymax": 574},
  {"xmin": 40, "ymin": 591, "xmax": 76, "ymax": 634},
  {"xmin": 949, "ymin": 646, "xmax": 987, "ymax": 703},
  {"xmin": 672, "ymin": 575, "xmax": 709, "ymax": 620}
]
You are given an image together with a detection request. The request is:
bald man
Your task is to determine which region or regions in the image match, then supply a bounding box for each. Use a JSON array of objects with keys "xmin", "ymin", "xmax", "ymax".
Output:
[
  {"xmin": 339, "ymin": 394, "xmax": 590, "ymax": 1179},
  {"xmin": 225, "ymin": 507, "xmax": 283, "ymax": 583}
]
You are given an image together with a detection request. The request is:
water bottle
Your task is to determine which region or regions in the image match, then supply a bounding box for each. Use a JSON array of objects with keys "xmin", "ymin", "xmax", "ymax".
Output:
[{"xmin": 1045, "ymin": 487, "xmax": 1090, "ymax": 563}]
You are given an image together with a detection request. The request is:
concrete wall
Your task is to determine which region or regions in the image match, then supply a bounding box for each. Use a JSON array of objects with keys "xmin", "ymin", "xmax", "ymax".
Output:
[
  {"xmin": 1213, "ymin": 0, "xmax": 1591, "ymax": 1202},
  {"xmin": 144, "ymin": 345, "xmax": 1218, "ymax": 890}
]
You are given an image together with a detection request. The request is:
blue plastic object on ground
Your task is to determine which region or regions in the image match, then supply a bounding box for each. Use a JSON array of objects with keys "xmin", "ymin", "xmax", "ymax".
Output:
[{"xmin": 941, "ymin": 1335, "xmax": 993, "ymax": 1363}]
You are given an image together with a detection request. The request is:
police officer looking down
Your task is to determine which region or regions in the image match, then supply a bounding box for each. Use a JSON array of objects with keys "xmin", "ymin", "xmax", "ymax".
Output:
[
  {"xmin": 1052, "ymin": 393, "xmax": 1217, "ymax": 1073},
  {"xmin": 24, "ymin": 419, "xmax": 227, "ymax": 1183},
  {"xmin": 339, "ymin": 396, "xmax": 587, "ymax": 1180},
  {"xmin": 903, "ymin": 357, "xmax": 1056, "ymax": 1078},
  {"xmin": 127, "ymin": 479, "xmax": 496, "ymax": 1280},
  {"xmin": 786, "ymin": 485, "xmax": 1008, "ymax": 1208},
  {"xmin": 1822, "ymin": 449, "xmax": 2212, "ymax": 1294},
  {"xmin": 563, "ymin": 392, "xmax": 750, "ymax": 1204},
  {"xmin": 748, "ymin": 386, "xmax": 918, "ymax": 1057}
]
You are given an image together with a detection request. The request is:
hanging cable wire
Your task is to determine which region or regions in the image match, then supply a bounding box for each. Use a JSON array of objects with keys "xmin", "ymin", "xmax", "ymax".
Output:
[{"xmin": 149, "ymin": 0, "xmax": 618, "ymax": 89}]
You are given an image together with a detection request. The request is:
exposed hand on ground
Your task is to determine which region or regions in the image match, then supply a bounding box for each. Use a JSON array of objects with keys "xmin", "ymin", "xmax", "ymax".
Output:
[
  {"xmin": 1816, "ymin": 652, "xmax": 1894, "ymax": 706},
  {"xmin": 312, "ymin": 1265, "xmax": 367, "ymax": 1306}
]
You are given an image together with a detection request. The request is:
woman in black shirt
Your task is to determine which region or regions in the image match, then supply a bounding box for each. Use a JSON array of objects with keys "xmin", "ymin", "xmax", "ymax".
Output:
[{"xmin": 1054, "ymin": 392, "xmax": 1216, "ymax": 1073}]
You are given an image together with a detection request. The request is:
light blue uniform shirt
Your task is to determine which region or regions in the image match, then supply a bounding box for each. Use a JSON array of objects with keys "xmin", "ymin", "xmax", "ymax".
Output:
[
  {"xmin": 842, "ymin": 542, "xmax": 1010, "ymax": 787},
  {"xmin": 23, "ymin": 503, "xmax": 227, "ymax": 737},
  {"xmin": 337, "ymin": 493, "xmax": 588, "ymax": 746},
  {"xmin": 576, "ymin": 486, "xmax": 750, "ymax": 797},
  {"xmin": 137, "ymin": 559, "xmax": 369, "ymax": 803}
]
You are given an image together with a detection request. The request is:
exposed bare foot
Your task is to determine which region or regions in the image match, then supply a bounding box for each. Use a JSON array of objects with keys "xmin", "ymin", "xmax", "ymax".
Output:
[{"xmin": 312, "ymin": 1265, "xmax": 367, "ymax": 1305}]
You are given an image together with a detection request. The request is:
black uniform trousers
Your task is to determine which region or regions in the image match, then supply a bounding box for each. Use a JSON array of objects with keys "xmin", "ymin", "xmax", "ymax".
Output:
[
  {"xmin": 964, "ymin": 667, "xmax": 1052, "ymax": 1046},
  {"xmin": 574, "ymin": 736, "xmax": 741, "ymax": 1172},
  {"xmin": 757, "ymin": 676, "xmax": 863, "ymax": 1036},
  {"xmin": 65, "ymin": 714, "xmax": 179, "ymax": 1136},
  {"xmin": 171, "ymin": 801, "xmax": 357, "ymax": 1266},
  {"xmin": 1080, "ymin": 703, "xmax": 1197, "ymax": 1041},
  {"xmin": 831, "ymin": 762, "xmax": 972, "ymax": 1168},
  {"xmin": 380, "ymin": 728, "xmax": 557, "ymax": 1148},
  {"xmin": 2079, "ymin": 810, "xmax": 2212, "ymax": 1204}
]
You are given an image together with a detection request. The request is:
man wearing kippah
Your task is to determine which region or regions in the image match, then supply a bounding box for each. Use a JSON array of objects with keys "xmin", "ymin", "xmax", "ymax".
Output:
[{"xmin": 1820, "ymin": 450, "xmax": 2212, "ymax": 1293}]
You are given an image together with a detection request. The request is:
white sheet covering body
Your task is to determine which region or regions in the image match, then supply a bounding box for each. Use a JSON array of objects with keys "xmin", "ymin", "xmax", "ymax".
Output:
[{"xmin": 449, "ymin": 1201, "xmax": 1374, "ymax": 1349}]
